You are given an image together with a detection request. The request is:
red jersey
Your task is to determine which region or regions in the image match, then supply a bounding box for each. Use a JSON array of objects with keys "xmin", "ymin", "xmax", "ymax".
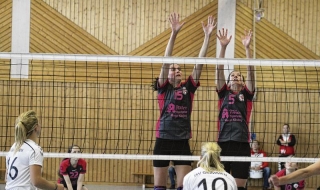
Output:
[
  {"xmin": 275, "ymin": 169, "xmax": 304, "ymax": 190},
  {"xmin": 58, "ymin": 158, "xmax": 87, "ymax": 186},
  {"xmin": 276, "ymin": 134, "xmax": 296, "ymax": 155}
]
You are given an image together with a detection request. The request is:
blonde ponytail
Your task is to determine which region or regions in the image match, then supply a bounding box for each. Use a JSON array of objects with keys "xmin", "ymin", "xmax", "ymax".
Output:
[
  {"xmin": 14, "ymin": 110, "xmax": 38, "ymax": 154},
  {"xmin": 197, "ymin": 142, "xmax": 224, "ymax": 172}
]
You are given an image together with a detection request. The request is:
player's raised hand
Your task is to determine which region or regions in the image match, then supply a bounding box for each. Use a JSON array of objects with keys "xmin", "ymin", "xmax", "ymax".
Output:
[
  {"xmin": 242, "ymin": 29, "xmax": 253, "ymax": 48},
  {"xmin": 168, "ymin": 12, "xmax": 185, "ymax": 33},
  {"xmin": 217, "ymin": 28, "xmax": 232, "ymax": 47},
  {"xmin": 202, "ymin": 15, "xmax": 216, "ymax": 36}
]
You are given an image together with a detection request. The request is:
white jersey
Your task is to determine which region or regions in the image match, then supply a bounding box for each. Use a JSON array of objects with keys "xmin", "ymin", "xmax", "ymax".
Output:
[
  {"xmin": 183, "ymin": 167, "xmax": 237, "ymax": 190},
  {"xmin": 5, "ymin": 139, "xmax": 44, "ymax": 190}
]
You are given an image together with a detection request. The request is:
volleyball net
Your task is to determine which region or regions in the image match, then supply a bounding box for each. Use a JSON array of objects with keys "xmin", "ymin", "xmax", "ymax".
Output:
[{"xmin": 0, "ymin": 53, "xmax": 320, "ymax": 165}]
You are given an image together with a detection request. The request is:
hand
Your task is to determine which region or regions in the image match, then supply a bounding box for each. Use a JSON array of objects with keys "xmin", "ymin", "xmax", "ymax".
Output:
[
  {"xmin": 269, "ymin": 175, "xmax": 280, "ymax": 186},
  {"xmin": 216, "ymin": 28, "xmax": 232, "ymax": 47},
  {"xmin": 168, "ymin": 12, "xmax": 185, "ymax": 33},
  {"xmin": 57, "ymin": 184, "xmax": 64, "ymax": 190},
  {"xmin": 241, "ymin": 29, "xmax": 253, "ymax": 48},
  {"xmin": 255, "ymin": 166, "xmax": 260, "ymax": 170},
  {"xmin": 202, "ymin": 15, "xmax": 216, "ymax": 36}
]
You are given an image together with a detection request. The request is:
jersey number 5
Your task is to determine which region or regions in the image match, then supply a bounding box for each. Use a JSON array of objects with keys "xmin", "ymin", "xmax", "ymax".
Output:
[
  {"xmin": 198, "ymin": 178, "xmax": 227, "ymax": 190},
  {"xmin": 7, "ymin": 157, "xmax": 18, "ymax": 180},
  {"xmin": 174, "ymin": 90, "xmax": 183, "ymax": 100},
  {"xmin": 228, "ymin": 94, "xmax": 235, "ymax": 104}
]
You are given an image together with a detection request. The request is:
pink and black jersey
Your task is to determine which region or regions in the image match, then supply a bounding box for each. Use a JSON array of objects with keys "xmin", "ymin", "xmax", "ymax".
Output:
[
  {"xmin": 58, "ymin": 158, "xmax": 87, "ymax": 186},
  {"xmin": 156, "ymin": 76, "xmax": 199, "ymax": 139},
  {"xmin": 276, "ymin": 169, "xmax": 305, "ymax": 190},
  {"xmin": 217, "ymin": 84, "xmax": 254, "ymax": 142}
]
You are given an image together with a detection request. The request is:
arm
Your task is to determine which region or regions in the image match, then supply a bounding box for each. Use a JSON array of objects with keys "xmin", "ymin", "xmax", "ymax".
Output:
[
  {"xmin": 63, "ymin": 175, "xmax": 74, "ymax": 190},
  {"xmin": 77, "ymin": 173, "xmax": 85, "ymax": 190},
  {"xmin": 192, "ymin": 15, "xmax": 216, "ymax": 84},
  {"xmin": 242, "ymin": 29, "xmax": 255, "ymax": 92},
  {"xmin": 158, "ymin": 12, "xmax": 185, "ymax": 86},
  {"xmin": 274, "ymin": 185, "xmax": 281, "ymax": 190},
  {"xmin": 30, "ymin": 165, "xmax": 64, "ymax": 190},
  {"xmin": 215, "ymin": 28, "xmax": 232, "ymax": 90},
  {"xmin": 271, "ymin": 160, "xmax": 320, "ymax": 185},
  {"xmin": 276, "ymin": 135, "xmax": 283, "ymax": 146},
  {"xmin": 288, "ymin": 134, "xmax": 296, "ymax": 146}
]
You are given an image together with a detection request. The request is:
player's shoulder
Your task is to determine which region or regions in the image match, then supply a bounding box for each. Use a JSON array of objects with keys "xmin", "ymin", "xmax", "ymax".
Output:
[
  {"xmin": 276, "ymin": 169, "xmax": 286, "ymax": 176},
  {"xmin": 24, "ymin": 139, "xmax": 43, "ymax": 155},
  {"xmin": 223, "ymin": 171, "xmax": 236, "ymax": 179},
  {"xmin": 61, "ymin": 158, "xmax": 71, "ymax": 166},
  {"xmin": 78, "ymin": 158, "xmax": 87, "ymax": 165},
  {"xmin": 184, "ymin": 167, "xmax": 201, "ymax": 180}
]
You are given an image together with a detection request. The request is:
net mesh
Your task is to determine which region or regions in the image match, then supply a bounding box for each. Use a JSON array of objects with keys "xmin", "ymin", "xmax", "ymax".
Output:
[{"xmin": 0, "ymin": 53, "xmax": 320, "ymax": 183}]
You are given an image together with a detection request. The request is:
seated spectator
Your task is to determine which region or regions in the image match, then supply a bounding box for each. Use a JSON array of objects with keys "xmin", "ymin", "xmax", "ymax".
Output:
[{"xmin": 250, "ymin": 140, "xmax": 272, "ymax": 190}]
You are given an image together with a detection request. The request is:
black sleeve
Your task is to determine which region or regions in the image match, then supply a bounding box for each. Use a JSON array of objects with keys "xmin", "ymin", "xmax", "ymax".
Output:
[
  {"xmin": 288, "ymin": 134, "xmax": 296, "ymax": 146},
  {"xmin": 157, "ymin": 80, "xmax": 169, "ymax": 94},
  {"xmin": 243, "ymin": 85, "xmax": 255, "ymax": 101},
  {"xmin": 185, "ymin": 75, "xmax": 200, "ymax": 93},
  {"xmin": 216, "ymin": 84, "xmax": 227, "ymax": 100},
  {"xmin": 276, "ymin": 135, "xmax": 282, "ymax": 145}
]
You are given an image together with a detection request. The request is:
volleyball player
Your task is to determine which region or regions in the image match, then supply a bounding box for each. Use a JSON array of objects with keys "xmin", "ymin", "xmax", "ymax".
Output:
[
  {"xmin": 5, "ymin": 110, "xmax": 64, "ymax": 190},
  {"xmin": 269, "ymin": 159, "xmax": 320, "ymax": 187},
  {"xmin": 152, "ymin": 13, "xmax": 216, "ymax": 190},
  {"xmin": 183, "ymin": 142, "xmax": 237, "ymax": 190},
  {"xmin": 58, "ymin": 145, "xmax": 88, "ymax": 190},
  {"xmin": 272, "ymin": 157, "xmax": 305, "ymax": 190},
  {"xmin": 215, "ymin": 28, "xmax": 255, "ymax": 190}
]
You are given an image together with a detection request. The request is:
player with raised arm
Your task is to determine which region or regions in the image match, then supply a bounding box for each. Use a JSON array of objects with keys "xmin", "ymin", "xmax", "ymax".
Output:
[
  {"xmin": 152, "ymin": 13, "xmax": 216, "ymax": 190},
  {"xmin": 215, "ymin": 29, "xmax": 255, "ymax": 190},
  {"xmin": 5, "ymin": 110, "xmax": 64, "ymax": 190}
]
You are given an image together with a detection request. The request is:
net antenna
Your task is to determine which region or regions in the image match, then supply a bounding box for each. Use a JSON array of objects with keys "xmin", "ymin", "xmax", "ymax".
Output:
[{"xmin": 254, "ymin": 0, "xmax": 265, "ymax": 22}]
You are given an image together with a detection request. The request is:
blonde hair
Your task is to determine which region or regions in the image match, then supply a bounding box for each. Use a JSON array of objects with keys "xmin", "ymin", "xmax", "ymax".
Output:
[
  {"xmin": 14, "ymin": 110, "xmax": 38, "ymax": 153},
  {"xmin": 197, "ymin": 142, "xmax": 225, "ymax": 172}
]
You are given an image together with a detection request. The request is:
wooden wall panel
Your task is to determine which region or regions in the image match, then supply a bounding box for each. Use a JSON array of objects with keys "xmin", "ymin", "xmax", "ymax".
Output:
[
  {"xmin": 30, "ymin": 0, "xmax": 118, "ymax": 54},
  {"xmin": 1, "ymin": 81, "xmax": 320, "ymax": 186},
  {"xmin": 239, "ymin": 0, "xmax": 320, "ymax": 56},
  {"xmin": 41, "ymin": 0, "xmax": 216, "ymax": 55},
  {"xmin": 36, "ymin": 0, "xmax": 320, "ymax": 56},
  {"xmin": 0, "ymin": 0, "xmax": 12, "ymax": 52}
]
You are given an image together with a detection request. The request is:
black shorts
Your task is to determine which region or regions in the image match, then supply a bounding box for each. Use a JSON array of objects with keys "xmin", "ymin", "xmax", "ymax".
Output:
[
  {"xmin": 218, "ymin": 141, "xmax": 250, "ymax": 179},
  {"xmin": 153, "ymin": 138, "xmax": 192, "ymax": 167}
]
